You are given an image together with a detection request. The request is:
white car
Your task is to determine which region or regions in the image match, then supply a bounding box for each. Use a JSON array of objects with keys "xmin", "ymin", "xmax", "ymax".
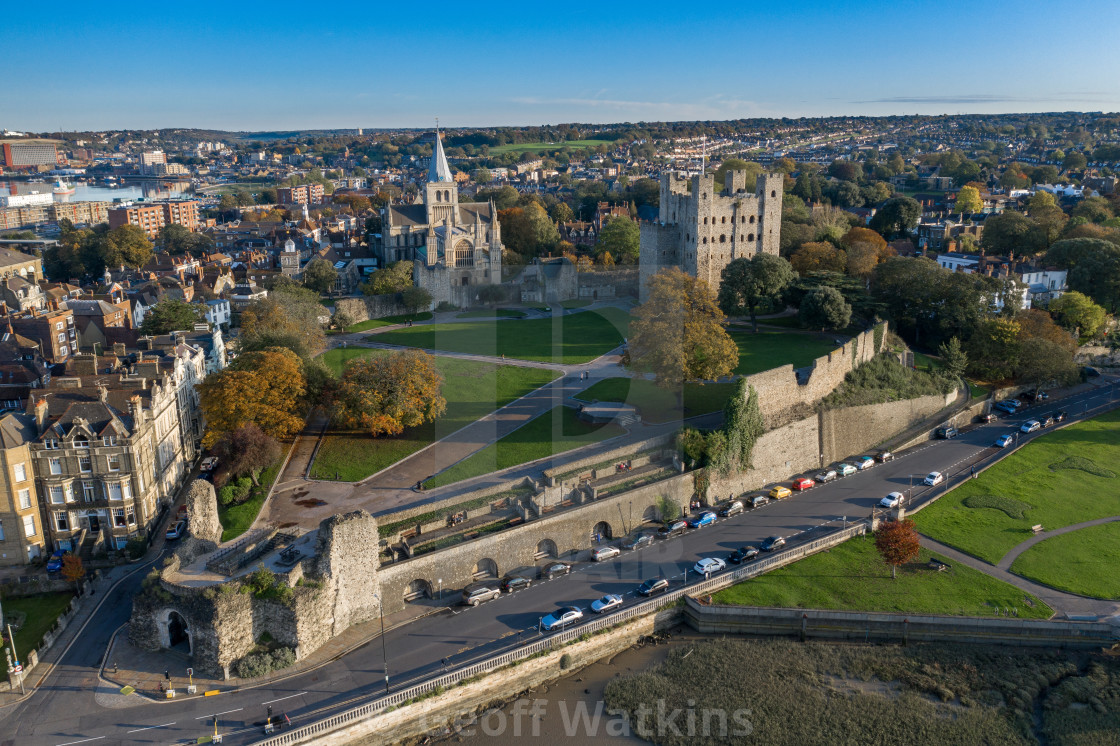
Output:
[
  {"xmin": 995, "ymin": 434, "xmax": 1014, "ymax": 448},
  {"xmin": 1021, "ymin": 420, "xmax": 1041, "ymax": 433},
  {"xmin": 591, "ymin": 545, "xmax": 620, "ymax": 562},
  {"xmin": 879, "ymin": 491, "xmax": 904, "ymax": 509},
  {"xmin": 693, "ymin": 557, "xmax": 727, "ymax": 575},
  {"xmin": 590, "ymin": 594, "xmax": 624, "ymax": 614},
  {"xmin": 541, "ymin": 606, "xmax": 584, "ymax": 631},
  {"xmin": 923, "ymin": 471, "xmax": 944, "ymax": 487}
]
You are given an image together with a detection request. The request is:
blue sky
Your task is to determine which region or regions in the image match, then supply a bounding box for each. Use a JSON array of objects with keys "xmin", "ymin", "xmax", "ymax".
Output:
[{"xmin": 4, "ymin": 0, "xmax": 1118, "ymax": 131}]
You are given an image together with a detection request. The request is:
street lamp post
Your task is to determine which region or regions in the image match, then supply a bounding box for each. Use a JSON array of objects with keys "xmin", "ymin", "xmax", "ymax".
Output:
[{"xmin": 5, "ymin": 623, "xmax": 24, "ymax": 695}]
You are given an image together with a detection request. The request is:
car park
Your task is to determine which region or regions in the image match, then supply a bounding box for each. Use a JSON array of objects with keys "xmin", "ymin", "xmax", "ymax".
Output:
[
  {"xmin": 995, "ymin": 434, "xmax": 1014, "ymax": 448},
  {"xmin": 768, "ymin": 486, "xmax": 792, "ymax": 499},
  {"xmin": 1021, "ymin": 420, "xmax": 1041, "ymax": 433},
  {"xmin": 622, "ymin": 533, "xmax": 654, "ymax": 550},
  {"xmin": 791, "ymin": 477, "xmax": 815, "ymax": 491},
  {"xmin": 637, "ymin": 577, "xmax": 670, "ymax": 596},
  {"xmin": 687, "ymin": 511, "xmax": 717, "ymax": 528},
  {"xmin": 923, "ymin": 471, "xmax": 944, "ymax": 487},
  {"xmin": 462, "ymin": 583, "xmax": 502, "ymax": 606},
  {"xmin": 853, "ymin": 455, "xmax": 875, "ymax": 470},
  {"xmin": 837, "ymin": 463, "xmax": 857, "ymax": 478},
  {"xmin": 1052, "ymin": 411, "xmax": 1068, "ymax": 422},
  {"xmin": 729, "ymin": 546, "xmax": 759, "ymax": 564},
  {"xmin": 501, "ymin": 576, "xmax": 532, "ymax": 593},
  {"xmin": 590, "ymin": 594, "xmax": 624, "ymax": 614},
  {"xmin": 592, "ymin": 545, "xmax": 621, "ymax": 562},
  {"xmin": 540, "ymin": 562, "xmax": 571, "ymax": 579},
  {"xmin": 879, "ymin": 491, "xmax": 904, "ymax": 509},
  {"xmin": 815, "ymin": 469, "xmax": 837, "ymax": 483},
  {"xmin": 935, "ymin": 425, "xmax": 958, "ymax": 439},
  {"xmin": 693, "ymin": 557, "xmax": 727, "ymax": 575},
  {"xmin": 46, "ymin": 549, "xmax": 69, "ymax": 573},
  {"xmin": 657, "ymin": 520, "xmax": 688, "ymax": 538},
  {"xmin": 541, "ymin": 606, "xmax": 584, "ymax": 631},
  {"xmin": 718, "ymin": 500, "xmax": 744, "ymax": 517},
  {"xmin": 166, "ymin": 519, "xmax": 186, "ymax": 540},
  {"xmin": 760, "ymin": 536, "xmax": 787, "ymax": 552},
  {"xmin": 749, "ymin": 494, "xmax": 771, "ymax": 509},
  {"xmin": 876, "ymin": 451, "xmax": 894, "ymax": 463}
]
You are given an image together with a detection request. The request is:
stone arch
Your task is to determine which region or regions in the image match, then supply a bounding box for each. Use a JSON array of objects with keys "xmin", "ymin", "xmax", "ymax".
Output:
[
  {"xmin": 404, "ymin": 578, "xmax": 432, "ymax": 602},
  {"xmin": 454, "ymin": 240, "xmax": 474, "ymax": 267},
  {"xmin": 642, "ymin": 504, "xmax": 660, "ymax": 523},
  {"xmin": 748, "ymin": 233, "xmax": 755, "ymax": 242},
  {"xmin": 721, "ymin": 215, "xmax": 726, "ymax": 224},
  {"xmin": 749, "ymin": 215, "xmax": 755, "ymax": 224},
  {"xmin": 702, "ymin": 237, "xmax": 708, "ymax": 244},
  {"xmin": 592, "ymin": 521, "xmax": 613, "ymax": 541},
  {"xmin": 436, "ymin": 190, "xmax": 442, "ymax": 202},
  {"xmin": 156, "ymin": 608, "xmax": 193, "ymax": 654},
  {"xmin": 535, "ymin": 538, "xmax": 557, "ymax": 559},
  {"xmin": 444, "ymin": 190, "xmax": 450, "ymax": 202},
  {"xmin": 472, "ymin": 558, "xmax": 498, "ymax": 580}
]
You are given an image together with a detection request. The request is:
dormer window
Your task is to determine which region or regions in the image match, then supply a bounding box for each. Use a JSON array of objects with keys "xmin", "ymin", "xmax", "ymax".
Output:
[{"xmin": 74, "ymin": 437, "xmax": 89, "ymax": 448}]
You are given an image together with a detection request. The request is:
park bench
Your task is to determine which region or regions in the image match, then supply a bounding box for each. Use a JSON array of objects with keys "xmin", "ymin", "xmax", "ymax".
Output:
[
  {"xmin": 1031, "ymin": 524, "xmax": 1044, "ymax": 535},
  {"xmin": 928, "ymin": 558, "xmax": 951, "ymax": 572}
]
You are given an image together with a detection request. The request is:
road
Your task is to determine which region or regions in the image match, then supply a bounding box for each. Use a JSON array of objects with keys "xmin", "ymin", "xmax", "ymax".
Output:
[{"xmin": 5, "ymin": 380, "xmax": 1116, "ymax": 746}]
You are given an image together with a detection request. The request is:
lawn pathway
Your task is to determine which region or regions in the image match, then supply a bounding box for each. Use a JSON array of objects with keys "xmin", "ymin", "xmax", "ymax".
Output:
[{"xmin": 995, "ymin": 515, "xmax": 1120, "ymax": 570}]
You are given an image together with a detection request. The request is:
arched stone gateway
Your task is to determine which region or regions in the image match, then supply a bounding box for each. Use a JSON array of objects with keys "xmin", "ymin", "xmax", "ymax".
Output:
[
  {"xmin": 643, "ymin": 505, "xmax": 660, "ymax": 523},
  {"xmin": 404, "ymin": 579, "xmax": 433, "ymax": 602},
  {"xmin": 472, "ymin": 558, "xmax": 498, "ymax": 580},
  {"xmin": 535, "ymin": 539, "xmax": 557, "ymax": 559},
  {"xmin": 592, "ymin": 521, "xmax": 613, "ymax": 542},
  {"xmin": 157, "ymin": 609, "xmax": 193, "ymax": 654}
]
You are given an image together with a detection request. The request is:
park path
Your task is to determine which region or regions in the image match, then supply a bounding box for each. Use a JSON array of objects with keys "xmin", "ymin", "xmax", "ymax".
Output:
[
  {"xmin": 995, "ymin": 516, "xmax": 1120, "ymax": 570},
  {"xmin": 918, "ymin": 534, "xmax": 1120, "ymax": 618}
]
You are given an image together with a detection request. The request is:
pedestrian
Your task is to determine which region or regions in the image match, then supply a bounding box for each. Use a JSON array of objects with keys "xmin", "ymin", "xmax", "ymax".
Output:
[{"xmin": 971, "ymin": 466, "xmax": 976, "ymax": 479}]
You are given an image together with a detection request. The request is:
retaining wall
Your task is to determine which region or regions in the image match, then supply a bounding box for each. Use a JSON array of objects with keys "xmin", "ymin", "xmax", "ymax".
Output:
[{"xmin": 334, "ymin": 295, "xmax": 410, "ymax": 324}]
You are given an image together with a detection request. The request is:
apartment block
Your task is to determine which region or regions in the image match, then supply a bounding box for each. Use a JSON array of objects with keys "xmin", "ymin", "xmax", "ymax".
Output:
[
  {"xmin": 108, "ymin": 199, "xmax": 200, "ymax": 238},
  {"xmin": 276, "ymin": 184, "xmax": 324, "ymax": 205}
]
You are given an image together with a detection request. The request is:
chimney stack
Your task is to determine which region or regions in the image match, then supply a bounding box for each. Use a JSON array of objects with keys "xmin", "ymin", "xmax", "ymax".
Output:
[{"xmin": 33, "ymin": 397, "xmax": 48, "ymax": 434}]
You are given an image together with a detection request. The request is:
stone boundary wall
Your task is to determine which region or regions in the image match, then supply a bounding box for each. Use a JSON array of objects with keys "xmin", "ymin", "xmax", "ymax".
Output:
[
  {"xmin": 333, "ymin": 294, "xmax": 410, "ymax": 324},
  {"xmin": 818, "ymin": 390, "xmax": 957, "ymax": 463},
  {"xmin": 374, "ymin": 478, "xmax": 536, "ymax": 545},
  {"xmin": 542, "ymin": 433, "xmax": 676, "ymax": 486}
]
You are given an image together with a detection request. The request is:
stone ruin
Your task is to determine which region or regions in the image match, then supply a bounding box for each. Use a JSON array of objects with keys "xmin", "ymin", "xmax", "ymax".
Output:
[{"xmin": 174, "ymin": 479, "xmax": 222, "ymax": 563}]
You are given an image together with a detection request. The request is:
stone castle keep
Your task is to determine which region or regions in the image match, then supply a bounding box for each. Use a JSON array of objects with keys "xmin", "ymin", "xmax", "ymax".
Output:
[{"xmin": 639, "ymin": 169, "xmax": 784, "ymax": 300}]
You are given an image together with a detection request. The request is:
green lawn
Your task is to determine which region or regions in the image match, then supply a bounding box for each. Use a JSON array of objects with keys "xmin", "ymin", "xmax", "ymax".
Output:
[
  {"xmin": 914, "ymin": 409, "xmax": 1120, "ymax": 564},
  {"xmin": 218, "ymin": 453, "xmax": 287, "ymax": 542},
  {"xmin": 346, "ymin": 312, "xmax": 432, "ymax": 333},
  {"xmin": 712, "ymin": 534, "xmax": 1052, "ymax": 618},
  {"xmin": 560, "ymin": 299, "xmax": 591, "ymax": 309},
  {"xmin": 727, "ymin": 329, "xmax": 842, "ymax": 376},
  {"xmin": 425, "ymin": 405, "xmax": 625, "ymax": 488},
  {"xmin": 372, "ymin": 307, "xmax": 630, "ymax": 364},
  {"xmin": 1010, "ymin": 521, "xmax": 1120, "ymax": 599},
  {"xmin": 576, "ymin": 377, "xmax": 735, "ymax": 423},
  {"xmin": 487, "ymin": 139, "xmax": 614, "ymax": 155},
  {"xmin": 311, "ymin": 353, "xmax": 559, "ymax": 481},
  {"xmin": 3, "ymin": 592, "xmax": 75, "ymax": 655},
  {"xmin": 455, "ymin": 309, "xmax": 525, "ymax": 319}
]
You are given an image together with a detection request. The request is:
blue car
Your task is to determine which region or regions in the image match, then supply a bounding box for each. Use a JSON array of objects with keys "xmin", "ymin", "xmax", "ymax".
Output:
[
  {"xmin": 687, "ymin": 511, "xmax": 717, "ymax": 528},
  {"xmin": 995, "ymin": 434, "xmax": 1014, "ymax": 448},
  {"xmin": 46, "ymin": 549, "xmax": 69, "ymax": 573}
]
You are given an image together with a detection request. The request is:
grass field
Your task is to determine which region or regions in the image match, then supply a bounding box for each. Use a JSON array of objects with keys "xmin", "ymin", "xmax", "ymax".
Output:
[
  {"xmin": 345, "ymin": 312, "xmax": 432, "ymax": 333},
  {"xmin": 560, "ymin": 299, "xmax": 591, "ymax": 309},
  {"xmin": 712, "ymin": 534, "xmax": 1052, "ymax": 618},
  {"xmin": 311, "ymin": 352, "xmax": 558, "ymax": 481},
  {"xmin": 575, "ymin": 377, "xmax": 735, "ymax": 422},
  {"xmin": 914, "ymin": 409, "xmax": 1120, "ymax": 564},
  {"xmin": 1010, "ymin": 521, "xmax": 1120, "ymax": 599},
  {"xmin": 727, "ymin": 329, "xmax": 842, "ymax": 376},
  {"xmin": 372, "ymin": 307, "xmax": 630, "ymax": 364},
  {"xmin": 455, "ymin": 309, "xmax": 525, "ymax": 319},
  {"xmin": 218, "ymin": 453, "xmax": 287, "ymax": 541},
  {"xmin": 487, "ymin": 139, "xmax": 614, "ymax": 155},
  {"xmin": 3, "ymin": 592, "xmax": 75, "ymax": 655},
  {"xmin": 425, "ymin": 405, "xmax": 624, "ymax": 488}
]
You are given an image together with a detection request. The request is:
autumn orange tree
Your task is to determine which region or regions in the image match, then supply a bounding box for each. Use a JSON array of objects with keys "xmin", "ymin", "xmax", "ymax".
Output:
[
  {"xmin": 61, "ymin": 553, "xmax": 85, "ymax": 595},
  {"xmin": 198, "ymin": 347, "xmax": 307, "ymax": 446},
  {"xmin": 790, "ymin": 241, "xmax": 847, "ymax": 275},
  {"xmin": 335, "ymin": 350, "xmax": 446, "ymax": 437},
  {"xmin": 874, "ymin": 518, "xmax": 921, "ymax": 579}
]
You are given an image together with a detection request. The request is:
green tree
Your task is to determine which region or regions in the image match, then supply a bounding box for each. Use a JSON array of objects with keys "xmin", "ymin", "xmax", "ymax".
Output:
[
  {"xmin": 100, "ymin": 224, "xmax": 153, "ymax": 269},
  {"xmin": 938, "ymin": 337, "xmax": 968, "ymax": 379},
  {"xmin": 721, "ymin": 381, "xmax": 764, "ymax": 472},
  {"xmin": 362, "ymin": 260, "xmax": 414, "ymax": 295},
  {"xmin": 1016, "ymin": 337, "xmax": 1079, "ymax": 389},
  {"xmin": 1072, "ymin": 196, "xmax": 1114, "ymax": 224},
  {"xmin": 474, "ymin": 167, "xmax": 492, "ymax": 183},
  {"xmin": 868, "ymin": 196, "xmax": 920, "ymax": 239},
  {"xmin": 1047, "ymin": 238, "xmax": 1120, "ymax": 312},
  {"xmin": 1063, "ymin": 151, "xmax": 1088, "ymax": 171},
  {"xmin": 717, "ymin": 254, "xmax": 796, "ymax": 332},
  {"xmin": 953, "ymin": 185, "xmax": 983, "ymax": 215},
  {"xmin": 999, "ymin": 167, "xmax": 1030, "ymax": 190},
  {"xmin": 980, "ymin": 211, "xmax": 1044, "ymax": 256},
  {"xmin": 966, "ymin": 318, "xmax": 1021, "ymax": 382},
  {"xmin": 302, "ymin": 257, "xmax": 338, "ymax": 294},
  {"xmin": 798, "ymin": 286, "xmax": 852, "ymax": 331},
  {"xmin": 401, "ymin": 286, "xmax": 433, "ymax": 314},
  {"xmin": 548, "ymin": 202, "xmax": 574, "ymax": 224},
  {"xmin": 1048, "ymin": 291, "xmax": 1107, "ymax": 340},
  {"xmin": 140, "ymin": 299, "xmax": 204, "ymax": 335},
  {"xmin": 594, "ymin": 216, "xmax": 640, "ymax": 264},
  {"xmin": 156, "ymin": 224, "xmax": 214, "ymax": 255}
]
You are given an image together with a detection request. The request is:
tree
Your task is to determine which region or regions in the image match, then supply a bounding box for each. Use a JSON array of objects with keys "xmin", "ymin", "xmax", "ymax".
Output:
[
  {"xmin": 1063, "ymin": 151, "xmax": 1088, "ymax": 171},
  {"xmin": 594, "ymin": 216, "xmax": 640, "ymax": 264},
  {"xmin": 798, "ymin": 286, "xmax": 851, "ymax": 331},
  {"xmin": 625, "ymin": 268, "xmax": 738, "ymax": 394},
  {"xmin": 498, "ymin": 202, "xmax": 558, "ymax": 256},
  {"xmin": 362, "ymin": 260, "xmax": 414, "ymax": 296},
  {"xmin": 874, "ymin": 518, "xmax": 921, "ymax": 579},
  {"xmin": 938, "ymin": 337, "xmax": 968, "ymax": 379},
  {"xmin": 1017, "ymin": 337, "xmax": 1079, "ymax": 389},
  {"xmin": 1049, "ymin": 291, "xmax": 1107, "ymax": 340},
  {"xmin": 966, "ymin": 318, "xmax": 1021, "ymax": 382},
  {"xmin": 953, "ymin": 185, "xmax": 983, "ymax": 215},
  {"xmin": 401, "ymin": 286, "xmax": 433, "ymax": 314},
  {"xmin": 474, "ymin": 167, "xmax": 492, "ymax": 184},
  {"xmin": 100, "ymin": 224, "xmax": 154, "ymax": 269},
  {"xmin": 212, "ymin": 423, "xmax": 281, "ymax": 486},
  {"xmin": 1047, "ymin": 238, "xmax": 1120, "ymax": 312},
  {"xmin": 198, "ymin": 347, "xmax": 307, "ymax": 446},
  {"xmin": 335, "ymin": 350, "xmax": 446, "ymax": 437},
  {"xmin": 791, "ymin": 242, "xmax": 846, "ymax": 275},
  {"xmin": 156, "ymin": 224, "xmax": 214, "ymax": 255},
  {"xmin": 302, "ymin": 257, "xmax": 338, "ymax": 295},
  {"xmin": 140, "ymin": 299, "xmax": 204, "ymax": 335},
  {"xmin": 548, "ymin": 202, "xmax": 574, "ymax": 224},
  {"xmin": 840, "ymin": 227, "xmax": 891, "ymax": 279},
  {"xmin": 330, "ymin": 309, "xmax": 354, "ymax": 330},
  {"xmin": 999, "ymin": 167, "xmax": 1030, "ymax": 190},
  {"xmin": 61, "ymin": 554, "xmax": 86, "ymax": 594},
  {"xmin": 474, "ymin": 285, "xmax": 505, "ymax": 307},
  {"xmin": 980, "ymin": 211, "xmax": 1044, "ymax": 256},
  {"xmin": 868, "ymin": 196, "xmax": 920, "ymax": 239},
  {"xmin": 718, "ymin": 254, "xmax": 796, "ymax": 332},
  {"xmin": 240, "ymin": 287, "xmax": 327, "ymax": 357}
]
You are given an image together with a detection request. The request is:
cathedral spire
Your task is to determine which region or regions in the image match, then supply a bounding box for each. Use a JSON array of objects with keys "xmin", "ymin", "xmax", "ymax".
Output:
[{"xmin": 428, "ymin": 120, "xmax": 454, "ymax": 183}]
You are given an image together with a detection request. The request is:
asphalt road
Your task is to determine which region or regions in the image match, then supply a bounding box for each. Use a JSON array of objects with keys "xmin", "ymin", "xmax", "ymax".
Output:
[{"xmin": 5, "ymin": 381, "xmax": 1117, "ymax": 746}]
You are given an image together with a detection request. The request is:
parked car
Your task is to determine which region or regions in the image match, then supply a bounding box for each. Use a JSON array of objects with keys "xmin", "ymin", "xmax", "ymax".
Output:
[
  {"xmin": 200, "ymin": 456, "xmax": 219, "ymax": 472},
  {"xmin": 541, "ymin": 606, "xmax": 584, "ymax": 631},
  {"xmin": 994, "ymin": 401, "xmax": 1018, "ymax": 415},
  {"xmin": 837, "ymin": 463, "xmax": 857, "ymax": 478},
  {"xmin": 875, "ymin": 451, "xmax": 895, "ymax": 463},
  {"xmin": 879, "ymin": 491, "xmax": 904, "ymax": 509},
  {"xmin": 501, "ymin": 576, "xmax": 532, "ymax": 593},
  {"xmin": 1021, "ymin": 420, "xmax": 1041, "ymax": 433},
  {"xmin": 749, "ymin": 494, "xmax": 771, "ymax": 509},
  {"xmin": 1009, "ymin": 398, "xmax": 1023, "ymax": 408},
  {"xmin": 718, "ymin": 500, "xmax": 745, "ymax": 517},
  {"xmin": 923, "ymin": 471, "xmax": 945, "ymax": 487},
  {"xmin": 729, "ymin": 546, "xmax": 760, "ymax": 564},
  {"xmin": 815, "ymin": 469, "xmax": 837, "ymax": 484},
  {"xmin": 636, "ymin": 577, "xmax": 670, "ymax": 596},
  {"xmin": 687, "ymin": 511, "xmax": 717, "ymax": 528},
  {"xmin": 1041, "ymin": 415, "xmax": 1055, "ymax": 427},
  {"xmin": 693, "ymin": 557, "xmax": 727, "ymax": 575},
  {"xmin": 166, "ymin": 520, "xmax": 186, "ymax": 540},
  {"xmin": 995, "ymin": 434, "xmax": 1014, "ymax": 448},
  {"xmin": 760, "ymin": 536, "xmax": 787, "ymax": 552},
  {"xmin": 657, "ymin": 520, "xmax": 688, "ymax": 538},
  {"xmin": 46, "ymin": 549, "xmax": 69, "ymax": 573},
  {"xmin": 791, "ymin": 477, "xmax": 815, "ymax": 491},
  {"xmin": 462, "ymin": 583, "xmax": 501, "ymax": 606},
  {"xmin": 622, "ymin": 533, "xmax": 654, "ymax": 551},
  {"xmin": 540, "ymin": 562, "xmax": 571, "ymax": 579},
  {"xmin": 592, "ymin": 545, "xmax": 621, "ymax": 562},
  {"xmin": 977, "ymin": 412, "xmax": 995, "ymax": 424},
  {"xmin": 768, "ymin": 486, "xmax": 792, "ymax": 500},
  {"xmin": 1024, "ymin": 390, "xmax": 1048, "ymax": 402},
  {"xmin": 1052, "ymin": 411, "xmax": 1068, "ymax": 422},
  {"xmin": 590, "ymin": 594, "xmax": 624, "ymax": 614},
  {"xmin": 935, "ymin": 425, "xmax": 958, "ymax": 439},
  {"xmin": 853, "ymin": 455, "xmax": 876, "ymax": 470}
]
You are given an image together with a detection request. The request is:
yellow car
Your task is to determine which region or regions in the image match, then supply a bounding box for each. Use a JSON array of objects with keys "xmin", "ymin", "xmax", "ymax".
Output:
[{"xmin": 768, "ymin": 486, "xmax": 792, "ymax": 500}]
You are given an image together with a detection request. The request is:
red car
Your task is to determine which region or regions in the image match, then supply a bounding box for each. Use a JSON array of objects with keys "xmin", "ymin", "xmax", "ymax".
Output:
[{"xmin": 791, "ymin": 477, "xmax": 815, "ymax": 491}]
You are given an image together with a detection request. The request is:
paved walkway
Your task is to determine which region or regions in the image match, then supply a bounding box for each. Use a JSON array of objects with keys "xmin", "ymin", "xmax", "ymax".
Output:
[{"xmin": 996, "ymin": 516, "xmax": 1120, "ymax": 570}]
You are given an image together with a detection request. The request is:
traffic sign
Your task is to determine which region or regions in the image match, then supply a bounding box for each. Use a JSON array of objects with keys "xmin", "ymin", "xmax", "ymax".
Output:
[
  {"xmin": 187, "ymin": 668, "xmax": 194, "ymax": 676},
  {"xmin": 12, "ymin": 664, "xmax": 22, "ymax": 673}
]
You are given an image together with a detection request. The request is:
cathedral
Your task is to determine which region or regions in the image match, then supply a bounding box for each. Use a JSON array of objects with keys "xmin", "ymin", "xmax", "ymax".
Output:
[{"xmin": 377, "ymin": 130, "xmax": 504, "ymax": 308}]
